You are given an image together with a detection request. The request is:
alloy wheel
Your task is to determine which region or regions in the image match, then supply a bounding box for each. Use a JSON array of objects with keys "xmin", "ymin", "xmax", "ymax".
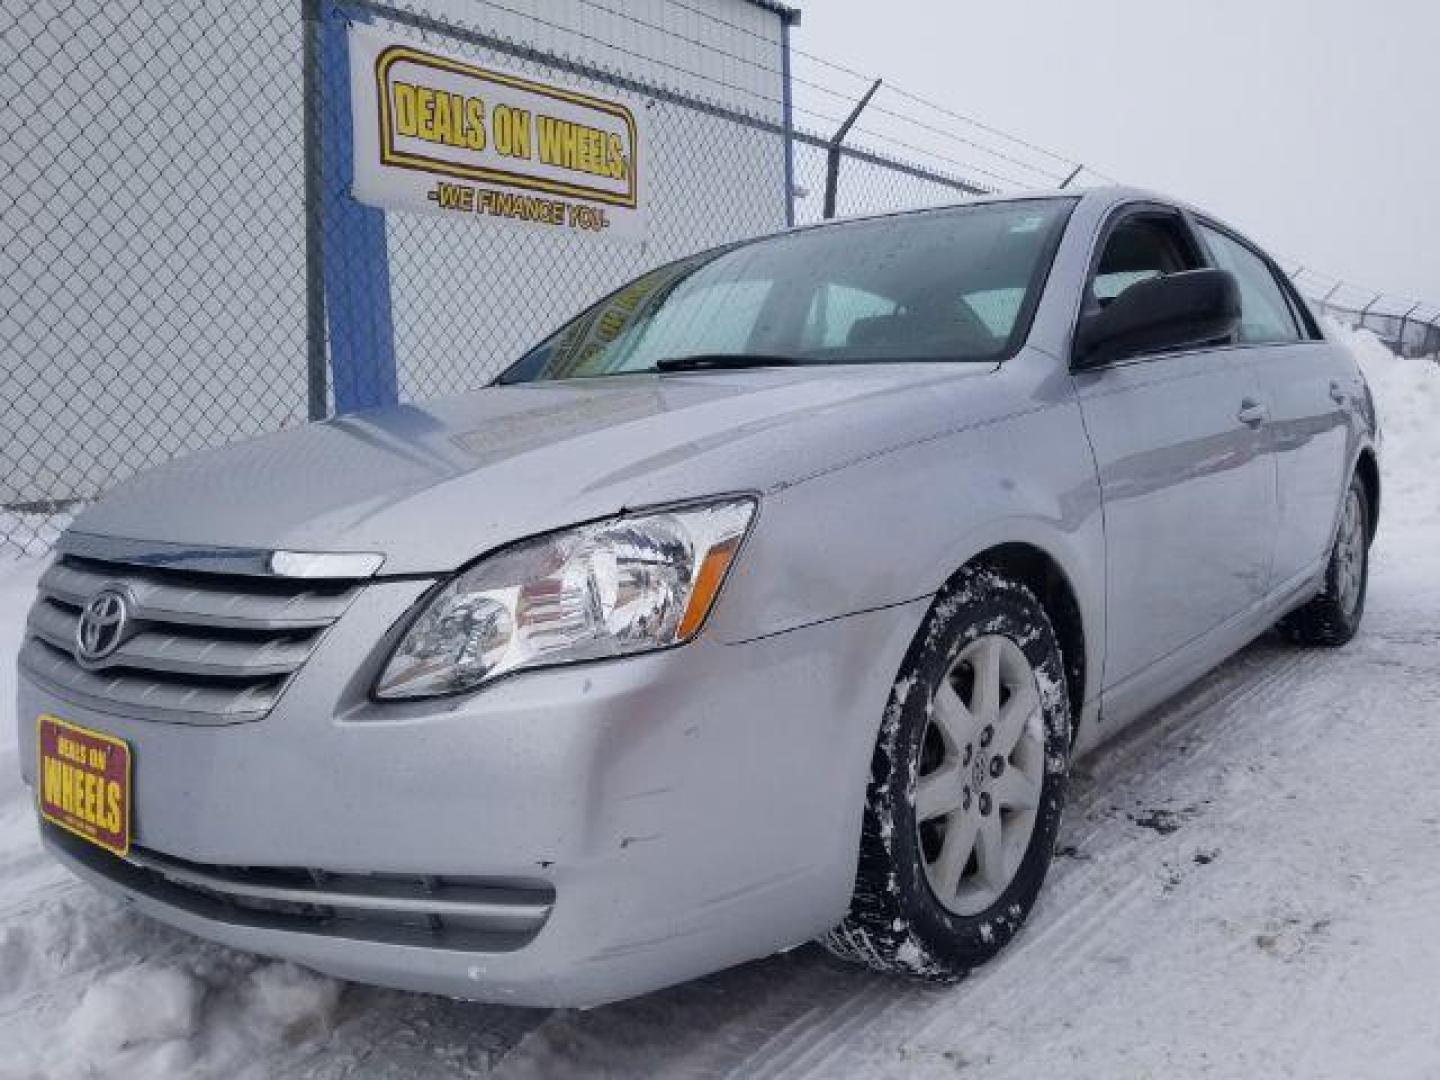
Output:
[
  {"xmin": 1334, "ymin": 488, "xmax": 1365, "ymax": 617},
  {"xmin": 915, "ymin": 634, "xmax": 1046, "ymax": 916}
]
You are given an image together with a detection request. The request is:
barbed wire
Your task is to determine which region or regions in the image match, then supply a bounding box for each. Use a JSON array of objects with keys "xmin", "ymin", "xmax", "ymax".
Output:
[
  {"xmin": 570, "ymin": 0, "xmax": 1098, "ymax": 185},
  {"xmin": 364, "ymin": 0, "xmax": 1097, "ymax": 195},
  {"xmin": 367, "ymin": 0, "xmax": 1057, "ymax": 193}
]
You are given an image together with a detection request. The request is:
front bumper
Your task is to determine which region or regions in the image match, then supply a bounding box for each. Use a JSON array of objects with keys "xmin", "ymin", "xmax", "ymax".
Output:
[{"xmin": 17, "ymin": 580, "xmax": 926, "ymax": 1007}]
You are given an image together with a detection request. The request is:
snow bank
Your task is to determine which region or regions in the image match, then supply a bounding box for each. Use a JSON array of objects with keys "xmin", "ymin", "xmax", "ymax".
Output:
[
  {"xmin": 1335, "ymin": 321, "xmax": 1440, "ymax": 543},
  {"xmin": 0, "ymin": 559, "xmax": 45, "ymax": 825},
  {"xmin": 70, "ymin": 965, "xmax": 202, "ymax": 1055}
]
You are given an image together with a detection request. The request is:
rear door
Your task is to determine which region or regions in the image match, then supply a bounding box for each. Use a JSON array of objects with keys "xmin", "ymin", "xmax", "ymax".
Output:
[
  {"xmin": 1194, "ymin": 221, "xmax": 1354, "ymax": 591},
  {"xmin": 1072, "ymin": 205, "xmax": 1278, "ymax": 693}
]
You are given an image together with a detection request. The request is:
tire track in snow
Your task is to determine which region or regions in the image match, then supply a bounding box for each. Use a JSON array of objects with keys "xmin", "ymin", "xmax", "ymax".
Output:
[
  {"xmin": 743, "ymin": 641, "xmax": 1344, "ymax": 1077},
  {"xmin": 494, "ymin": 592, "xmax": 1431, "ymax": 1080},
  {"xmin": 751, "ymin": 566, "xmax": 1440, "ymax": 1079}
]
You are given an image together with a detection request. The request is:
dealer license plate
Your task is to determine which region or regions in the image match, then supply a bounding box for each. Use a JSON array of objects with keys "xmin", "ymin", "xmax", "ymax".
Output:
[{"xmin": 36, "ymin": 713, "xmax": 131, "ymax": 858}]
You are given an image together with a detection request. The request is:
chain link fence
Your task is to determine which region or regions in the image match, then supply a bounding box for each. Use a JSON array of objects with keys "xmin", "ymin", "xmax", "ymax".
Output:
[
  {"xmin": 3, "ymin": 0, "xmax": 312, "ymax": 555},
  {"xmin": 3, "ymin": 1, "xmax": 1434, "ymax": 558},
  {"xmin": 1289, "ymin": 266, "xmax": 1440, "ymax": 359},
  {"xmin": 2, "ymin": 0, "xmax": 794, "ymax": 556},
  {"xmin": 790, "ymin": 133, "xmax": 980, "ymax": 225}
]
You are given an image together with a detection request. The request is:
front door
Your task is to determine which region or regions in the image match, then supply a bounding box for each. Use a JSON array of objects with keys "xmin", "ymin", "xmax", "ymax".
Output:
[{"xmin": 1073, "ymin": 207, "xmax": 1277, "ymax": 692}]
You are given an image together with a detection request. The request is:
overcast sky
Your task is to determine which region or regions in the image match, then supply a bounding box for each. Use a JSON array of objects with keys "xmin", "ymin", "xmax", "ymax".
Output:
[{"xmin": 795, "ymin": 0, "xmax": 1438, "ymax": 302}]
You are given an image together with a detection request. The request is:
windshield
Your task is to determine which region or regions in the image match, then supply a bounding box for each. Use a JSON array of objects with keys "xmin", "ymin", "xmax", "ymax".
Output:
[{"xmin": 498, "ymin": 198, "xmax": 1075, "ymax": 383}]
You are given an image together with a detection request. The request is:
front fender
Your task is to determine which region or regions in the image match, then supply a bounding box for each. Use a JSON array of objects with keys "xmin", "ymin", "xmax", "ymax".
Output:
[{"xmin": 707, "ymin": 395, "xmax": 1105, "ymax": 725}]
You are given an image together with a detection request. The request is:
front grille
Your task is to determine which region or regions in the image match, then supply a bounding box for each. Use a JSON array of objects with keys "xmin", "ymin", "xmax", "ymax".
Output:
[
  {"xmin": 45, "ymin": 825, "xmax": 552, "ymax": 952},
  {"xmin": 20, "ymin": 555, "xmax": 362, "ymax": 724}
]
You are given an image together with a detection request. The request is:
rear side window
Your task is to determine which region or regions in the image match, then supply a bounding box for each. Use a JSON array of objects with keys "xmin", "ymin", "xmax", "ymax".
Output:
[{"xmin": 1198, "ymin": 224, "xmax": 1302, "ymax": 344}]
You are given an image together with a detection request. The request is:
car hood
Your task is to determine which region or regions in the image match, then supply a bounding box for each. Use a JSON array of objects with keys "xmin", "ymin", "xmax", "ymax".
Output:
[{"xmin": 72, "ymin": 364, "xmax": 996, "ymax": 575}]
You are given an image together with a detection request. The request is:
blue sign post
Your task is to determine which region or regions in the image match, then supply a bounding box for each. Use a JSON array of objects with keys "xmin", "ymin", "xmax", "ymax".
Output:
[{"xmin": 317, "ymin": 1, "xmax": 398, "ymax": 414}]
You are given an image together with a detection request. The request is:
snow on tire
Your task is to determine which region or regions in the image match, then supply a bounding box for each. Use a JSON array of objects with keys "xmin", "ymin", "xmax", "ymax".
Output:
[
  {"xmin": 823, "ymin": 565, "xmax": 1071, "ymax": 979},
  {"xmin": 1277, "ymin": 471, "xmax": 1371, "ymax": 647}
]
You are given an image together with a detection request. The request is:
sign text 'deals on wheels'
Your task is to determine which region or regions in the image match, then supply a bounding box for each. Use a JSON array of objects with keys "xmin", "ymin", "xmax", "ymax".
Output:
[{"xmin": 348, "ymin": 23, "xmax": 647, "ymax": 241}]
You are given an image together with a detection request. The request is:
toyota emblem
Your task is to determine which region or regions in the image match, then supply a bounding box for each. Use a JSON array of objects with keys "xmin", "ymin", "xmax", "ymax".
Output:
[{"xmin": 76, "ymin": 589, "xmax": 130, "ymax": 664}]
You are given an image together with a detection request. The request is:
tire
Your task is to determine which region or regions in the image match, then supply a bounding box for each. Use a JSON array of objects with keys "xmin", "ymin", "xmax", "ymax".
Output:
[
  {"xmin": 1277, "ymin": 473, "xmax": 1370, "ymax": 647},
  {"xmin": 822, "ymin": 565, "xmax": 1071, "ymax": 980}
]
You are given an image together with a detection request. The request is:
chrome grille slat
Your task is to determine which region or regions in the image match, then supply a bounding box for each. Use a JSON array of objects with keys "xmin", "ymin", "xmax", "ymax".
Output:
[
  {"xmin": 21, "ymin": 554, "xmax": 363, "ymax": 724},
  {"xmin": 20, "ymin": 639, "xmax": 280, "ymax": 723},
  {"xmin": 26, "ymin": 600, "xmax": 312, "ymax": 678},
  {"xmin": 24, "ymin": 600, "xmax": 75, "ymax": 653},
  {"xmin": 40, "ymin": 560, "xmax": 352, "ymax": 630}
]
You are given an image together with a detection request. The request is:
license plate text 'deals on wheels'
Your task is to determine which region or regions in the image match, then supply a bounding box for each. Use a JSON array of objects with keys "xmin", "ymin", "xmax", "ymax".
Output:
[{"xmin": 36, "ymin": 714, "xmax": 131, "ymax": 857}]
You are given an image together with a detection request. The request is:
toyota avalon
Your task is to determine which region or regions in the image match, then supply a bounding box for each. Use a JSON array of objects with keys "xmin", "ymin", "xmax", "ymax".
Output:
[{"xmin": 15, "ymin": 187, "xmax": 1378, "ymax": 1006}]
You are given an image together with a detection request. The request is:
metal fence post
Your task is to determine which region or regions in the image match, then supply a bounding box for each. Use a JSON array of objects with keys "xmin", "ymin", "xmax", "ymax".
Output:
[
  {"xmin": 1397, "ymin": 302, "xmax": 1420, "ymax": 356},
  {"xmin": 1358, "ymin": 292, "xmax": 1382, "ymax": 338},
  {"xmin": 1319, "ymin": 281, "xmax": 1343, "ymax": 321},
  {"xmin": 317, "ymin": 0, "xmax": 397, "ymax": 414},
  {"xmin": 823, "ymin": 79, "xmax": 881, "ymax": 220},
  {"xmin": 301, "ymin": 0, "xmax": 328, "ymax": 421},
  {"xmin": 780, "ymin": 18, "xmax": 795, "ymax": 228}
]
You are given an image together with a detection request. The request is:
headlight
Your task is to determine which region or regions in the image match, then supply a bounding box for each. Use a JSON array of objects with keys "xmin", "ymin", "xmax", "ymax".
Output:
[{"xmin": 374, "ymin": 497, "xmax": 757, "ymax": 699}]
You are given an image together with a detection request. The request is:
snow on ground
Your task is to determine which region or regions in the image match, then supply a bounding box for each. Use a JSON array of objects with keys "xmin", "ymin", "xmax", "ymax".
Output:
[{"xmin": 1, "ymin": 328, "xmax": 1437, "ymax": 1079}]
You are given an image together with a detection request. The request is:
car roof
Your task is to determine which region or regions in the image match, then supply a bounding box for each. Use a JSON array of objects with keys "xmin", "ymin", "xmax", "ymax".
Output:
[
  {"xmin": 655, "ymin": 186, "xmax": 1274, "ymax": 298},
  {"xmin": 803, "ymin": 185, "xmax": 1175, "ymax": 230},
  {"xmin": 784, "ymin": 185, "xmax": 1269, "ymax": 259}
]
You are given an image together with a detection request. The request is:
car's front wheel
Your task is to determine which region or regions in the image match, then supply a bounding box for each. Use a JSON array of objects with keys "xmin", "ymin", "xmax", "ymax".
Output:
[{"xmin": 823, "ymin": 566, "xmax": 1071, "ymax": 979}]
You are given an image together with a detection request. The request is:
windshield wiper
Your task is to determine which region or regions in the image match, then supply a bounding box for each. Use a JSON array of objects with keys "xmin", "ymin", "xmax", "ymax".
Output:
[{"xmin": 654, "ymin": 353, "xmax": 803, "ymax": 373}]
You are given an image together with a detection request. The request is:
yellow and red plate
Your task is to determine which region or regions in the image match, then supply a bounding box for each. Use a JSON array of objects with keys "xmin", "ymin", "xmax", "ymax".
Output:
[{"xmin": 36, "ymin": 714, "xmax": 131, "ymax": 857}]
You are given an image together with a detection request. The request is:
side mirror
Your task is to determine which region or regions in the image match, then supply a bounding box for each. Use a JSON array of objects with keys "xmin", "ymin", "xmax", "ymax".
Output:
[{"xmin": 1074, "ymin": 268, "xmax": 1240, "ymax": 369}]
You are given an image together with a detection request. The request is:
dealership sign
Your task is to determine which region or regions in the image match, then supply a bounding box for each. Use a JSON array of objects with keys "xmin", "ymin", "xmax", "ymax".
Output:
[{"xmin": 348, "ymin": 24, "xmax": 647, "ymax": 240}]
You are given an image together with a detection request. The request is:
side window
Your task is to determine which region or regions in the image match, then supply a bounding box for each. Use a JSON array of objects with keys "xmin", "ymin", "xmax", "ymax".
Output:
[
  {"xmin": 1091, "ymin": 214, "xmax": 1202, "ymax": 305},
  {"xmin": 1198, "ymin": 224, "xmax": 1301, "ymax": 344},
  {"xmin": 801, "ymin": 283, "xmax": 898, "ymax": 348}
]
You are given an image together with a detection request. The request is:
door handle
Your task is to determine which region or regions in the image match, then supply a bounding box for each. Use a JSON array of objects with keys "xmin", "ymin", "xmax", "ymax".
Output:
[
  {"xmin": 1329, "ymin": 380, "xmax": 1347, "ymax": 404},
  {"xmin": 1237, "ymin": 398, "xmax": 1269, "ymax": 426}
]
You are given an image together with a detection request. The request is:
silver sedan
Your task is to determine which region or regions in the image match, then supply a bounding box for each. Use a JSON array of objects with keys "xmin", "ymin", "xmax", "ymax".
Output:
[{"xmin": 15, "ymin": 187, "xmax": 1378, "ymax": 1006}]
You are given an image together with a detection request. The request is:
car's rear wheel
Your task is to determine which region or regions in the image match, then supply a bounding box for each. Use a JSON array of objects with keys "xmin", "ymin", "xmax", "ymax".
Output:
[
  {"xmin": 1278, "ymin": 473, "xmax": 1370, "ymax": 647},
  {"xmin": 822, "ymin": 566, "xmax": 1070, "ymax": 979}
]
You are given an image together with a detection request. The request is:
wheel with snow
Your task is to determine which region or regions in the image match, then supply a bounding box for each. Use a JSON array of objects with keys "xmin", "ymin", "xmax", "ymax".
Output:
[
  {"xmin": 823, "ymin": 566, "xmax": 1071, "ymax": 979},
  {"xmin": 1278, "ymin": 472, "xmax": 1370, "ymax": 647}
]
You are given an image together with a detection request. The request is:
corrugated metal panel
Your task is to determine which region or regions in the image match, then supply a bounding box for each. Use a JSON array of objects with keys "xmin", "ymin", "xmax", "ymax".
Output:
[{"xmin": 416, "ymin": 0, "xmax": 786, "ymax": 121}]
